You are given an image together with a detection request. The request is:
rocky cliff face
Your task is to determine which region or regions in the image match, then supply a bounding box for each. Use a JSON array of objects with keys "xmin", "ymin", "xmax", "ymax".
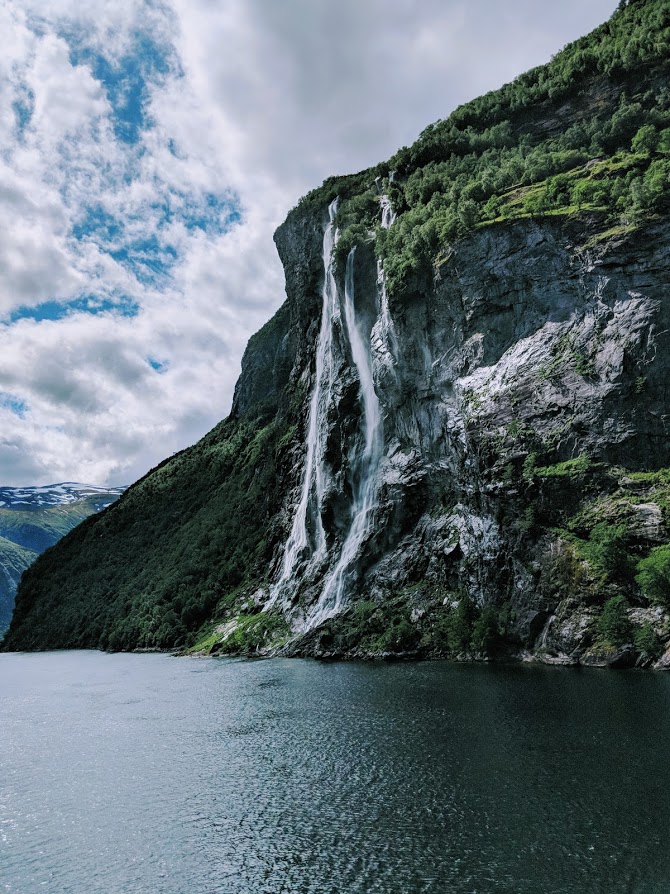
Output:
[
  {"xmin": 224, "ymin": 205, "xmax": 669, "ymax": 667},
  {"xmin": 5, "ymin": 201, "xmax": 670, "ymax": 665},
  {"xmin": 5, "ymin": 1, "xmax": 670, "ymax": 663}
]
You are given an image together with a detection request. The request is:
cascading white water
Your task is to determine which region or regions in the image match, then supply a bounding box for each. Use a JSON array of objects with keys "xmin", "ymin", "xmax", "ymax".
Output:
[
  {"xmin": 267, "ymin": 198, "xmax": 340, "ymax": 606},
  {"xmin": 373, "ymin": 193, "xmax": 398, "ymax": 372},
  {"xmin": 271, "ymin": 192, "xmax": 397, "ymax": 627},
  {"xmin": 380, "ymin": 194, "xmax": 396, "ymax": 230},
  {"xmin": 344, "ymin": 247, "xmax": 381, "ymax": 457},
  {"xmin": 307, "ymin": 246, "xmax": 383, "ymax": 627}
]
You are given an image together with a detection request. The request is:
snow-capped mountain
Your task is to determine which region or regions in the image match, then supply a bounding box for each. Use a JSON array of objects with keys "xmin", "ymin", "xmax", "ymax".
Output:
[{"xmin": 0, "ymin": 483, "xmax": 124, "ymax": 510}]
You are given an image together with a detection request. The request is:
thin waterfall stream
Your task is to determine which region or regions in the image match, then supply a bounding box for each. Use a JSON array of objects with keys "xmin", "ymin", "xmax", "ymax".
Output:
[
  {"xmin": 308, "ymin": 246, "xmax": 383, "ymax": 627},
  {"xmin": 374, "ymin": 193, "xmax": 398, "ymax": 371},
  {"xmin": 271, "ymin": 193, "xmax": 397, "ymax": 628},
  {"xmin": 268, "ymin": 198, "xmax": 340, "ymax": 605}
]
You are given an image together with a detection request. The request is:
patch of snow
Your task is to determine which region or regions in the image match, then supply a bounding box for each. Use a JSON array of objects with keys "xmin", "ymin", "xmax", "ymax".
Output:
[{"xmin": 0, "ymin": 482, "xmax": 125, "ymax": 510}]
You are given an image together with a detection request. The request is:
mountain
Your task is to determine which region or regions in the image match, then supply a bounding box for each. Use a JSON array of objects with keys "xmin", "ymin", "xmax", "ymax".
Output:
[
  {"xmin": 4, "ymin": 0, "xmax": 670, "ymax": 667},
  {"xmin": 0, "ymin": 485, "xmax": 124, "ymax": 634}
]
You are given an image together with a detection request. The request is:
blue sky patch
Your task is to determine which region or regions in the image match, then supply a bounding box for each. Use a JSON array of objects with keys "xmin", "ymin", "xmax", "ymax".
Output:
[
  {"xmin": 71, "ymin": 195, "xmax": 240, "ymax": 293},
  {"xmin": 151, "ymin": 191, "xmax": 242, "ymax": 236},
  {"xmin": 0, "ymin": 393, "xmax": 28, "ymax": 418},
  {"xmin": 12, "ymin": 88, "xmax": 34, "ymax": 137},
  {"xmin": 181, "ymin": 193, "xmax": 242, "ymax": 233},
  {"xmin": 67, "ymin": 32, "xmax": 175, "ymax": 145},
  {"xmin": 6, "ymin": 295, "xmax": 140, "ymax": 325},
  {"xmin": 147, "ymin": 357, "xmax": 168, "ymax": 373},
  {"xmin": 72, "ymin": 205, "xmax": 122, "ymax": 242},
  {"xmin": 109, "ymin": 237, "xmax": 178, "ymax": 285}
]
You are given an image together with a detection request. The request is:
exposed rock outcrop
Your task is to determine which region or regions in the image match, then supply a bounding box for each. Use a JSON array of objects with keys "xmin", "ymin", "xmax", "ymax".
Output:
[
  {"xmin": 4, "ymin": 1, "xmax": 670, "ymax": 664},
  {"xmin": 249, "ymin": 211, "xmax": 670, "ymax": 666}
]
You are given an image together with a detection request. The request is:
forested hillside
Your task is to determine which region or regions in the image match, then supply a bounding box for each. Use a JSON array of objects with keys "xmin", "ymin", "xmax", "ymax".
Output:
[{"xmin": 0, "ymin": 485, "xmax": 123, "ymax": 633}]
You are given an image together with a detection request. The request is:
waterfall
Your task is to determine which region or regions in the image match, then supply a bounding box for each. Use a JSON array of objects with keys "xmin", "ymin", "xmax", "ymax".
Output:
[
  {"xmin": 268, "ymin": 198, "xmax": 340, "ymax": 605},
  {"xmin": 307, "ymin": 246, "xmax": 383, "ymax": 627},
  {"xmin": 373, "ymin": 193, "xmax": 398, "ymax": 374},
  {"xmin": 380, "ymin": 195, "xmax": 396, "ymax": 230},
  {"xmin": 271, "ymin": 193, "xmax": 397, "ymax": 627}
]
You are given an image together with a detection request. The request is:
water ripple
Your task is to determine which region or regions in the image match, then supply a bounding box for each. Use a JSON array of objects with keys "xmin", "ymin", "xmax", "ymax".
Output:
[{"xmin": 1, "ymin": 654, "xmax": 669, "ymax": 893}]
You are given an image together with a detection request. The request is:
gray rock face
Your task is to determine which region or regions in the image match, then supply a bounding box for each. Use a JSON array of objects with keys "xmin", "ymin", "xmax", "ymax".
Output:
[{"xmin": 256, "ymin": 211, "xmax": 670, "ymax": 662}]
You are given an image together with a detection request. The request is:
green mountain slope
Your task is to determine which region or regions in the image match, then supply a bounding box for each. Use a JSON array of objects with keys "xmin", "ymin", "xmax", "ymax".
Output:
[
  {"xmin": 309, "ymin": 0, "xmax": 670, "ymax": 290},
  {"xmin": 0, "ymin": 486, "xmax": 124, "ymax": 634},
  {"xmin": 4, "ymin": 0, "xmax": 670, "ymax": 662},
  {"xmin": 0, "ymin": 536, "xmax": 38, "ymax": 632},
  {"xmin": 3, "ymin": 410, "xmax": 293, "ymax": 650}
]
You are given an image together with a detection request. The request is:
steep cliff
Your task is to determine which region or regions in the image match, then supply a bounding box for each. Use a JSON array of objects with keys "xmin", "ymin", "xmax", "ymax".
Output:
[{"xmin": 4, "ymin": 0, "xmax": 670, "ymax": 666}]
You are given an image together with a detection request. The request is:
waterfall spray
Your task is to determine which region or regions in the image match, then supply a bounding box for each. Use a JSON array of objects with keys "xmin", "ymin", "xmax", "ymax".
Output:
[{"xmin": 380, "ymin": 195, "xmax": 396, "ymax": 230}]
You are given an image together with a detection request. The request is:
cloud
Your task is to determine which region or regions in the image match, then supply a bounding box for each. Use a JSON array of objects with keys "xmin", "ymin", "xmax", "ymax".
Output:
[
  {"xmin": 0, "ymin": 0, "xmax": 616, "ymax": 486},
  {"xmin": 171, "ymin": 0, "xmax": 616, "ymax": 191}
]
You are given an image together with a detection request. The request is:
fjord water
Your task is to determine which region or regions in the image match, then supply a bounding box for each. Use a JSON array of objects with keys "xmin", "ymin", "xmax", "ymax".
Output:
[{"xmin": 2, "ymin": 653, "xmax": 670, "ymax": 894}]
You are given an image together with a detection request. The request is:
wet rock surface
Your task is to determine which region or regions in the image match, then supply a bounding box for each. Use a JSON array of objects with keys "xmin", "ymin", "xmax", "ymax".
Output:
[
  {"xmin": 6, "ymin": 212, "xmax": 670, "ymax": 665},
  {"xmin": 259, "ymin": 214, "xmax": 670, "ymax": 666}
]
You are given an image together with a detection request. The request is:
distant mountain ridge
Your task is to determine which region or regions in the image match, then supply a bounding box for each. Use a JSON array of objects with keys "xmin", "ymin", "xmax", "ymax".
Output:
[
  {"xmin": 0, "ymin": 483, "xmax": 124, "ymax": 634},
  {"xmin": 0, "ymin": 482, "xmax": 122, "ymax": 509}
]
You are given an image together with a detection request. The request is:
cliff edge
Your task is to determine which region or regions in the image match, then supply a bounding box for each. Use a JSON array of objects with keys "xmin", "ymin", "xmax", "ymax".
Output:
[{"xmin": 5, "ymin": 0, "xmax": 670, "ymax": 667}]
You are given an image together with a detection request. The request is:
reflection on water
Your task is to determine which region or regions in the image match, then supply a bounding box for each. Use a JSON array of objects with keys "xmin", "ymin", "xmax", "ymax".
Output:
[{"xmin": 1, "ymin": 652, "xmax": 669, "ymax": 893}]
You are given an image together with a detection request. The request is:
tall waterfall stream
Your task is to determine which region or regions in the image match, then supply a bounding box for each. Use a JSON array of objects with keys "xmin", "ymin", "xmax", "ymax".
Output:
[
  {"xmin": 270, "ymin": 194, "xmax": 396, "ymax": 630},
  {"xmin": 271, "ymin": 198, "xmax": 340, "ymax": 597}
]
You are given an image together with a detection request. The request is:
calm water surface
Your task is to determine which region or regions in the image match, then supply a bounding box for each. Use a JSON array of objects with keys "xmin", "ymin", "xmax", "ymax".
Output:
[{"xmin": 1, "ymin": 652, "xmax": 669, "ymax": 894}]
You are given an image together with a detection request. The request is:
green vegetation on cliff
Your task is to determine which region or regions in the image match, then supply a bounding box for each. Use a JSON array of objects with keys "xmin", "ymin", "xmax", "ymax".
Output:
[
  {"xmin": 300, "ymin": 0, "xmax": 670, "ymax": 292},
  {"xmin": 3, "ymin": 412, "xmax": 295, "ymax": 651},
  {"xmin": 4, "ymin": 0, "xmax": 670, "ymax": 657},
  {"xmin": 637, "ymin": 545, "xmax": 670, "ymax": 607}
]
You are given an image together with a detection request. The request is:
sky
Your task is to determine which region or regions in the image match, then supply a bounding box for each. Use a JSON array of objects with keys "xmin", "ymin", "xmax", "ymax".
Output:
[{"xmin": 0, "ymin": 0, "xmax": 616, "ymax": 487}]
